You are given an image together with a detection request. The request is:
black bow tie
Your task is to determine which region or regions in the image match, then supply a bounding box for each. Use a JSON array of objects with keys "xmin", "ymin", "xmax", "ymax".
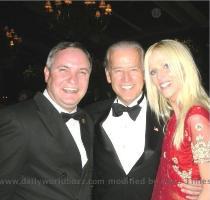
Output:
[
  {"xmin": 60, "ymin": 111, "xmax": 83, "ymax": 123},
  {"xmin": 112, "ymin": 93, "xmax": 144, "ymax": 121}
]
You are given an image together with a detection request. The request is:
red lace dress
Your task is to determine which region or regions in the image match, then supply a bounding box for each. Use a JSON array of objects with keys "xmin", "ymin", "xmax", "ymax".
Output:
[{"xmin": 151, "ymin": 106, "xmax": 210, "ymax": 200}]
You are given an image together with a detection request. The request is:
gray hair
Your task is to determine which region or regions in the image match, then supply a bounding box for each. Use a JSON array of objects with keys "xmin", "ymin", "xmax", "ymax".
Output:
[
  {"xmin": 104, "ymin": 40, "xmax": 144, "ymax": 69},
  {"xmin": 46, "ymin": 41, "xmax": 92, "ymax": 70}
]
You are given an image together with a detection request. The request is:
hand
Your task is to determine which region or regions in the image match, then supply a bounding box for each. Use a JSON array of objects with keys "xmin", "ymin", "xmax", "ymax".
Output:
[{"xmin": 178, "ymin": 180, "xmax": 202, "ymax": 200}]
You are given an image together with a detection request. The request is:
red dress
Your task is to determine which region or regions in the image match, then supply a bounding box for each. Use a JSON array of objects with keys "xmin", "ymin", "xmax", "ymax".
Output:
[{"xmin": 151, "ymin": 106, "xmax": 210, "ymax": 200}]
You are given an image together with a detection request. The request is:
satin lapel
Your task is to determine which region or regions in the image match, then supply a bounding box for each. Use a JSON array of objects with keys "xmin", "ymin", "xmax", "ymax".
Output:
[
  {"xmin": 34, "ymin": 93, "xmax": 82, "ymax": 172},
  {"xmin": 78, "ymin": 108, "xmax": 92, "ymax": 159},
  {"xmin": 79, "ymin": 117, "xmax": 91, "ymax": 185},
  {"xmin": 144, "ymin": 105, "xmax": 164, "ymax": 151},
  {"xmin": 97, "ymin": 105, "xmax": 125, "ymax": 173},
  {"xmin": 34, "ymin": 92, "xmax": 61, "ymax": 137},
  {"xmin": 129, "ymin": 104, "xmax": 163, "ymax": 174}
]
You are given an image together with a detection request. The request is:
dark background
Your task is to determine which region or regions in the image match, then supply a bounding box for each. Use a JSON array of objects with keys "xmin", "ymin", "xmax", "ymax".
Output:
[{"xmin": 0, "ymin": 1, "xmax": 209, "ymax": 106}]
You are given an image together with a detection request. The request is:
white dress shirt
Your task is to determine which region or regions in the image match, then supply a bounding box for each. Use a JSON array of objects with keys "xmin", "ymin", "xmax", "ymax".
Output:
[
  {"xmin": 43, "ymin": 90, "xmax": 87, "ymax": 167},
  {"xmin": 102, "ymin": 93, "xmax": 147, "ymax": 174}
]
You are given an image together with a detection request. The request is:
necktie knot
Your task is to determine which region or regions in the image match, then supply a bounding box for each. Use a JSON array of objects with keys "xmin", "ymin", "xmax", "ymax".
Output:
[
  {"xmin": 112, "ymin": 103, "xmax": 141, "ymax": 121},
  {"xmin": 60, "ymin": 111, "xmax": 83, "ymax": 123},
  {"xmin": 112, "ymin": 93, "xmax": 144, "ymax": 121}
]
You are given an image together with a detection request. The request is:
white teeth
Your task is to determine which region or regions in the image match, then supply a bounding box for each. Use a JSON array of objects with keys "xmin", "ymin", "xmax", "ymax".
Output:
[
  {"xmin": 121, "ymin": 85, "xmax": 133, "ymax": 90},
  {"xmin": 160, "ymin": 81, "xmax": 170, "ymax": 88},
  {"xmin": 63, "ymin": 88, "xmax": 78, "ymax": 93}
]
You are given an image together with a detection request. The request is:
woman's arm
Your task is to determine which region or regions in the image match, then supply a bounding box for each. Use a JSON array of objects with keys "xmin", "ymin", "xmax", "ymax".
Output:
[{"xmin": 190, "ymin": 113, "xmax": 210, "ymax": 200}]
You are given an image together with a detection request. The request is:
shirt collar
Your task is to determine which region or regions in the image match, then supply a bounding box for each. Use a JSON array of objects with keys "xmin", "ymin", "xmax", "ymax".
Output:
[{"xmin": 115, "ymin": 92, "xmax": 144, "ymax": 107}]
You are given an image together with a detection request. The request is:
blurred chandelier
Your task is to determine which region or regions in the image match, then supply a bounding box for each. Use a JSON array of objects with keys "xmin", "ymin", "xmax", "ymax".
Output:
[
  {"xmin": 2, "ymin": 26, "xmax": 22, "ymax": 47},
  {"xmin": 43, "ymin": 0, "xmax": 112, "ymax": 39},
  {"xmin": 44, "ymin": 0, "xmax": 112, "ymax": 19}
]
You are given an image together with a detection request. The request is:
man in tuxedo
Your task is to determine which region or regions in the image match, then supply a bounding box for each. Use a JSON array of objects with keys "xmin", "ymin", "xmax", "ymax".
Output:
[
  {"xmin": 0, "ymin": 42, "xmax": 94, "ymax": 200},
  {"xmin": 85, "ymin": 41, "xmax": 202, "ymax": 200}
]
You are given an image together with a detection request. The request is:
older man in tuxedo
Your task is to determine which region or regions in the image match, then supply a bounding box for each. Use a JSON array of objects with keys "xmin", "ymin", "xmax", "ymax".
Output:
[
  {"xmin": 85, "ymin": 40, "xmax": 202, "ymax": 200},
  {"xmin": 0, "ymin": 42, "xmax": 94, "ymax": 200}
]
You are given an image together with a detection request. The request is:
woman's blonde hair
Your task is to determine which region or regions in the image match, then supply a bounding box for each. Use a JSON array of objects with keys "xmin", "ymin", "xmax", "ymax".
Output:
[{"xmin": 144, "ymin": 39, "xmax": 209, "ymax": 149}]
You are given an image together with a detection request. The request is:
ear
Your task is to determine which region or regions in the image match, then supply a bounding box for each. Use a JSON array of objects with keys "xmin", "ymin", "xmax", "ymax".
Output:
[
  {"xmin": 44, "ymin": 66, "xmax": 50, "ymax": 83},
  {"xmin": 105, "ymin": 68, "xmax": 111, "ymax": 83}
]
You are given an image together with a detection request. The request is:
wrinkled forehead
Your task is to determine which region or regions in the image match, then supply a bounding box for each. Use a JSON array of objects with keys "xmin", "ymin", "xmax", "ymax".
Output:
[
  {"xmin": 53, "ymin": 48, "xmax": 91, "ymax": 68},
  {"xmin": 109, "ymin": 47, "xmax": 143, "ymax": 66},
  {"xmin": 56, "ymin": 48, "xmax": 88, "ymax": 59}
]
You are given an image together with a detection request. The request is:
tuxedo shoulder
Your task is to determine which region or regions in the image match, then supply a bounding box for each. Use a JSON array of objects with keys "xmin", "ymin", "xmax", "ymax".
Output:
[
  {"xmin": 84, "ymin": 99, "xmax": 113, "ymax": 114},
  {"xmin": 84, "ymin": 99, "xmax": 113, "ymax": 122},
  {"xmin": 0, "ymin": 98, "xmax": 37, "ymax": 120}
]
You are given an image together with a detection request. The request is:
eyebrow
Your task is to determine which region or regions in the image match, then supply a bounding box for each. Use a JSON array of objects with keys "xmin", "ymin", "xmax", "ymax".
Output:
[
  {"xmin": 57, "ymin": 65, "xmax": 89, "ymax": 70},
  {"xmin": 80, "ymin": 67, "xmax": 90, "ymax": 72},
  {"xmin": 111, "ymin": 65, "xmax": 140, "ymax": 69},
  {"xmin": 57, "ymin": 65, "xmax": 69, "ymax": 68}
]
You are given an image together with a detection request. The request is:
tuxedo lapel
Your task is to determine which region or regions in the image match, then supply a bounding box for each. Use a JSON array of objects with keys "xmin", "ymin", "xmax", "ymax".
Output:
[
  {"xmin": 34, "ymin": 93, "xmax": 82, "ymax": 173},
  {"xmin": 144, "ymin": 105, "xmax": 164, "ymax": 151},
  {"xmin": 97, "ymin": 105, "xmax": 125, "ymax": 173},
  {"xmin": 34, "ymin": 92, "xmax": 61, "ymax": 137},
  {"xmin": 129, "ymin": 104, "xmax": 163, "ymax": 174},
  {"xmin": 78, "ymin": 108, "xmax": 91, "ymax": 159}
]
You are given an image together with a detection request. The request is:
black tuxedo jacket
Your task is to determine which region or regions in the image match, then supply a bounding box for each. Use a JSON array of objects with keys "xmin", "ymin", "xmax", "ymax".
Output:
[
  {"xmin": 85, "ymin": 98, "xmax": 164, "ymax": 200},
  {"xmin": 0, "ymin": 92, "xmax": 94, "ymax": 200}
]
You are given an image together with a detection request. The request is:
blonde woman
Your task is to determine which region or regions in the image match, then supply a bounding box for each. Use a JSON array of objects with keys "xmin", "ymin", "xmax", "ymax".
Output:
[{"xmin": 144, "ymin": 39, "xmax": 210, "ymax": 200}]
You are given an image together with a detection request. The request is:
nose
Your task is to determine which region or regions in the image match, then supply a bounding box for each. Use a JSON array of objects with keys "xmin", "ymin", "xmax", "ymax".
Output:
[
  {"xmin": 122, "ymin": 71, "xmax": 131, "ymax": 82},
  {"xmin": 67, "ymin": 71, "xmax": 78, "ymax": 84},
  {"xmin": 157, "ymin": 69, "xmax": 167, "ymax": 80}
]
